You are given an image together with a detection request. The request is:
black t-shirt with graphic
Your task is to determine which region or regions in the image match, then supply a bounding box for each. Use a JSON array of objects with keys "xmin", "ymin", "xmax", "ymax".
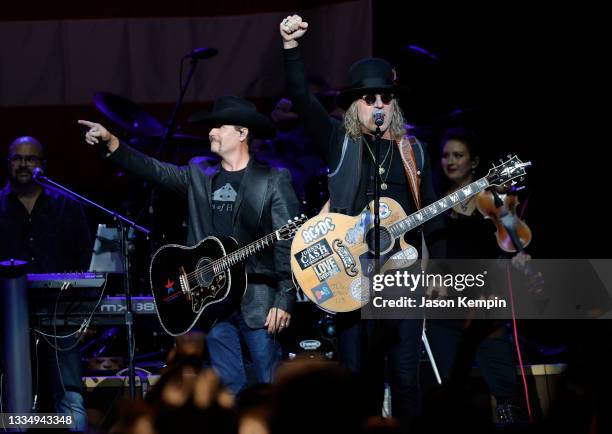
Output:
[{"xmin": 211, "ymin": 167, "xmax": 245, "ymax": 237}]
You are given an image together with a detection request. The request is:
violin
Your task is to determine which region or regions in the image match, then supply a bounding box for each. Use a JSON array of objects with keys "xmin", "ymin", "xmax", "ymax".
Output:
[
  {"xmin": 476, "ymin": 188, "xmax": 545, "ymax": 299},
  {"xmin": 475, "ymin": 188, "xmax": 531, "ymax": 253}
]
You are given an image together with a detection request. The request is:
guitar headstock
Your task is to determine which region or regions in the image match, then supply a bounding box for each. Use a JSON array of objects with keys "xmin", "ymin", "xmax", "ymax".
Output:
[
  {"xmin": 486, "ymin": 154, "xmax": 531, "ymax": 188},
  {"xmin": 279, "ymin": 214, "xmax": 308, "ymax": 240}
]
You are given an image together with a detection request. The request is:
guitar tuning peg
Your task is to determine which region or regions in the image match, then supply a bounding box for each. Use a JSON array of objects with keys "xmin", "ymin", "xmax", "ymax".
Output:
[
  {"xmin": 507, "ymin": 154, "xmax": 512, "ymax": 159},
  {"xmin": 511, "ymin": 180, "xmax": 517, "ymax": 186}
]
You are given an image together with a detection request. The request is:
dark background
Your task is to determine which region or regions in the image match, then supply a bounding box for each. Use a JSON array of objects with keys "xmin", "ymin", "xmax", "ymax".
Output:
[{"xmin": 372, "ymin": 3, "xmax": 608, "ymax": 259}]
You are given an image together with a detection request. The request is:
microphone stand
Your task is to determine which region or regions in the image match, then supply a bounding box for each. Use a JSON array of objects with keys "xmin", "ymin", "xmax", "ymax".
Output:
[
  {"xmin": 364, "ymin": 119, "xmax": 384, "ymax": 388},
  {"xmin": 148, "ymin": 55, "xmax": 203, "ymax": 254},
  {"xmin": 155, "ymin": 55, "xmax": 201, "ymax": 158},
  {"xmin": 34, "ymin": 172, "xmax": 150, "ymax": 400},
  {"xmin": 373, "ymin": 123, "xmax": 383, "ymax": 272}
]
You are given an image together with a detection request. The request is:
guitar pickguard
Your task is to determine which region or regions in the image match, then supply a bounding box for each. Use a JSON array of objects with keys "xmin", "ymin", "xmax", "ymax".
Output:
[
  {"xmin": 190, "ymin": 257, "xmax": 229, "ymax": 313},
  {"xmin": 358, "ymin": 238, "xmax": 419, "ymax": 277}
]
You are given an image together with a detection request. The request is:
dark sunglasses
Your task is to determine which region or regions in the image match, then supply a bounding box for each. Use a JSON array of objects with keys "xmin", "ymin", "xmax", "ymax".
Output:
[{"xmin": 361, "ymin": 93, "xmax": 394, "ymax": 106}]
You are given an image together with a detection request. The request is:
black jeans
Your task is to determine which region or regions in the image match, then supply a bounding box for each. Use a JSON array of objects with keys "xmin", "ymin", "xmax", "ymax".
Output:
[
  {"xmin": 426, "ymin": 319, "xmax": 520, "ymax": 404},
  {"xmin": 337, "ymin": 314, "xmax": 423, "ymax": 427}
]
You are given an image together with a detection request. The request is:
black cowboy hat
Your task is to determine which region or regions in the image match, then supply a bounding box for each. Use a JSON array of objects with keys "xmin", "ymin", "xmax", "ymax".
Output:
[
  {"xmin": 189, "ymin": 95, "xmax": 276, "ymax": 138},
  {"xmin": 337, "ymin": 57, "xmax": 406, "ymax": 110}
]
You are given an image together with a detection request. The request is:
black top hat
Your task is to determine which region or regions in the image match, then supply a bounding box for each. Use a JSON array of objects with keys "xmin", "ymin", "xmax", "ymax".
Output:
[
  {"xmin": 189, "ymin": 95, "xmax": 276, "ymax": 138},
  {"xmin": 337, "ymin": 57, "xmax": 404, "ymax": 110}
]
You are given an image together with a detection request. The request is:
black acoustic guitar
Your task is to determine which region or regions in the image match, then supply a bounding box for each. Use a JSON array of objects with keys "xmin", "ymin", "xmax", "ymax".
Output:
[{"xmin": 150, "ymin": 216, "xmax": 307, "ymax": 336}]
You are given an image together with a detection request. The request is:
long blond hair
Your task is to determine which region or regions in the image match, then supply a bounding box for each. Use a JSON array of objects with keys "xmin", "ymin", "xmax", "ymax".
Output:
[{"xmin": 343, "ymin": 99, "xmax": 406, "ymax": 141}]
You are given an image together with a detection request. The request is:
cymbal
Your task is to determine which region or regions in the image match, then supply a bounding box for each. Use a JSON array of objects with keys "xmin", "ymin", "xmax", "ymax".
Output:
[{"xmin": 93, "ymin": 92, "xmax": 164, "ymax": 137}]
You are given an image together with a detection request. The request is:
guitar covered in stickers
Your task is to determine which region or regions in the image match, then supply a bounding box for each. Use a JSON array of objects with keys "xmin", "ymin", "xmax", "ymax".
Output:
[
  {"xmin": 290, "ymin": 155, "xmax": 530, "ymax": 312},
  {"xmin": 150, "ymin": 215, "xmax": 307, "ymax": 336}
]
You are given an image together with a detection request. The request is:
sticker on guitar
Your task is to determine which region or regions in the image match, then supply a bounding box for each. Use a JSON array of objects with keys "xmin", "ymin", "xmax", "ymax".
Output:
[
  {"xmin": 301, "ymin": 217, "xmax": 335, "ymax": 244},
  {"xmin": 349, "ymin": 278, "xmax": 369, "ymax": 303},
  {"xmin": 294, "ymin": 239, "xmax": 333, "ymax": 270},
  {"xmin": 379, "ymin": 202, "xmax": 391, "ymax": 219},
  {"xmin": 162, "ymin": 279, "xmax": 184, "ymax": 303},
  {"xmin": 311, "ymin": 282, "xmax": 335, "ymax": 304},
  {"xmin": 345, "ymin": 202, "xmax": 391, "ymax": 245},
  {"xmin": 332, "ymin": 239, "xmax": 358, "ymax": 277},
  {"xmin": 312, "ymin": 257, "xmax": 341, "ymax": 282}
]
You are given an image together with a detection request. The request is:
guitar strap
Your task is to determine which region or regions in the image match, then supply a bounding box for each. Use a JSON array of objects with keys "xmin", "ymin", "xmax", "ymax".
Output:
[
  {"xmin": 397, "ymin": 135, "xmax": 422, "ymax": 210},
  {"xmin": 397, "ymin": 136, "xmax": 430, "ymax": 263}
]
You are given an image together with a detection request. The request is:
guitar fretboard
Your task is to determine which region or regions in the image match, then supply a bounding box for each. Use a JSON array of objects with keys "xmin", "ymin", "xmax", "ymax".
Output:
[
  {"xmin": 389, "ymin": 177, "xmax": 490, "ymax": 237},
  {"xmin": 211, "ymin": 232, "xmax": 279, "ymax": 274}
]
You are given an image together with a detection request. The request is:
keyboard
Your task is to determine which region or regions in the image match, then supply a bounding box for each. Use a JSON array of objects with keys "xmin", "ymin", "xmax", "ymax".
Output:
[
  {"xmin": 31, "ymin": 296, "xmax": 157, "ymax": 326},
  {"xmin": 27, "ymin": 272, "xmax": 106, "ymax": 289}
]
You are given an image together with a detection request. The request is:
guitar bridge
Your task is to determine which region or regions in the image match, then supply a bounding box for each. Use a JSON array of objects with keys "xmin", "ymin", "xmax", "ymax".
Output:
[{"xmin": 178, "ymin": 266, "xmax": 191, "ymax": 299}]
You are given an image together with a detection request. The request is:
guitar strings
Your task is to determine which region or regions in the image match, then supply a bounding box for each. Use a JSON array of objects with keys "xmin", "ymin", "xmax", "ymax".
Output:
[
  {"xmin": 181, "ymin": 224, "xmax": 301, "ymax": 289},
  {"xmin": 182, "ymin": 231, "xmax": 278, "ymax": 284},
  {"xmin": 181, "ymin": 218, "xmax": 305, "ymax": 284}
]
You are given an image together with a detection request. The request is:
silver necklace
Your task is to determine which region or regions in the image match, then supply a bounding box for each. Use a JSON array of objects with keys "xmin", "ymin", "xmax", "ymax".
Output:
[{"xmin": 364, "ymin": 140, "xmax": 394, "ymax": 190}]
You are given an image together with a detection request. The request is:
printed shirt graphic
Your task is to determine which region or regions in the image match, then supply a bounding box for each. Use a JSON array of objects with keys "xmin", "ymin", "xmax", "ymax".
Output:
[{"xmin": 211, "ymin": 168, "xmax": 245, "ymax": 237}]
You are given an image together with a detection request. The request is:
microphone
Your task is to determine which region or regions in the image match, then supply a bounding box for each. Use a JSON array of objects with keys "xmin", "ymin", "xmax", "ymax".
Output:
[
  {"xmin": 373, "ymin": 109, "xmax": 385, "ymax": 127},
  {"xmin": 31, "ymin": 167, "xmax": 44, "ymax": 179},
  {"xmin": 183, "ymin": 47, "xmax": 219, "ymax": 60}
]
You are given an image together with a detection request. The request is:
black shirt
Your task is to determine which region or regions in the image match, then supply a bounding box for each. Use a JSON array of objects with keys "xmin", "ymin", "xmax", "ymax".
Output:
[
  {"xmin": 358, "ymin": 135, "xmax": 413, "ymax": 218},
  {"xmin": 442, "ymin": 209, "xmax": 499, "ymax": 259},
  {"xmin": 211, "ymin": 167, "xmax": 245, "ymax": 237},
  {"xmin": 0, "ymin": 185, "xmax": 92, "ymax": 273}
]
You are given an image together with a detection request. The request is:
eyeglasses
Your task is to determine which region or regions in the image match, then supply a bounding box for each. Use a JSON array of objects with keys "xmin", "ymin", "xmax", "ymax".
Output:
[
  {"xmin": 8, "ymin": 155, "xmax": 44, "ymax": 165},
  {"xmin": 361, "ymin": 93, "xmax": 394, "ymax": 106}
]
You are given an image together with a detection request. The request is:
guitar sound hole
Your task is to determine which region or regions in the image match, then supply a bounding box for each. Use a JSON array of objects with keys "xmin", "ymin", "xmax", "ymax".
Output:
[
  {"xmin": 365, "ymin": 227, "xmax": 393, "ymax": 254},
  {"xmin": 195, "ymin": 258, "xmax": 214, "ymax": 287}
]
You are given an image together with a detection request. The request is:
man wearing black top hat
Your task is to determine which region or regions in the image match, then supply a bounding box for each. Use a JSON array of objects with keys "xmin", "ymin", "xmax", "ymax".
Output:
[
  {"xmin": 279, "ymin": 15, "xmax": 445, "ymax": 429},
  {"xmin": 78, "ymin": 96, "xmax": 299, "ymax": 394}
]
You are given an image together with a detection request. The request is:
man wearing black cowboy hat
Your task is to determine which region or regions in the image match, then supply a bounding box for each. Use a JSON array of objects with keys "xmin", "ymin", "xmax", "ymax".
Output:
[
  {"xmin": 280, "ymin": 14, "xmax": 445, "ymax": 430},
  {"xmin": 78, "ymin": 95, "xmax": 299, "ymax": 395}
]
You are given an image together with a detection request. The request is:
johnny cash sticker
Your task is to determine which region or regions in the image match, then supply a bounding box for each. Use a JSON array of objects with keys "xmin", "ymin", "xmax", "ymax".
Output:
[{"xmin": 294, "ymin": 239, "xmax": 333, "ymax": 270}]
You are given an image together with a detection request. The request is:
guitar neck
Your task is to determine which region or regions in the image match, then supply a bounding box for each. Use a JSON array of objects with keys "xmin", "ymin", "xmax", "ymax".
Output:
[
  {"xmin": 389, "ymin": 177, "xmax": 490, "ymax": 238},
  {"xmin": 211, "ymin": 231, "xmax": 280, "ymax": 274}
]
